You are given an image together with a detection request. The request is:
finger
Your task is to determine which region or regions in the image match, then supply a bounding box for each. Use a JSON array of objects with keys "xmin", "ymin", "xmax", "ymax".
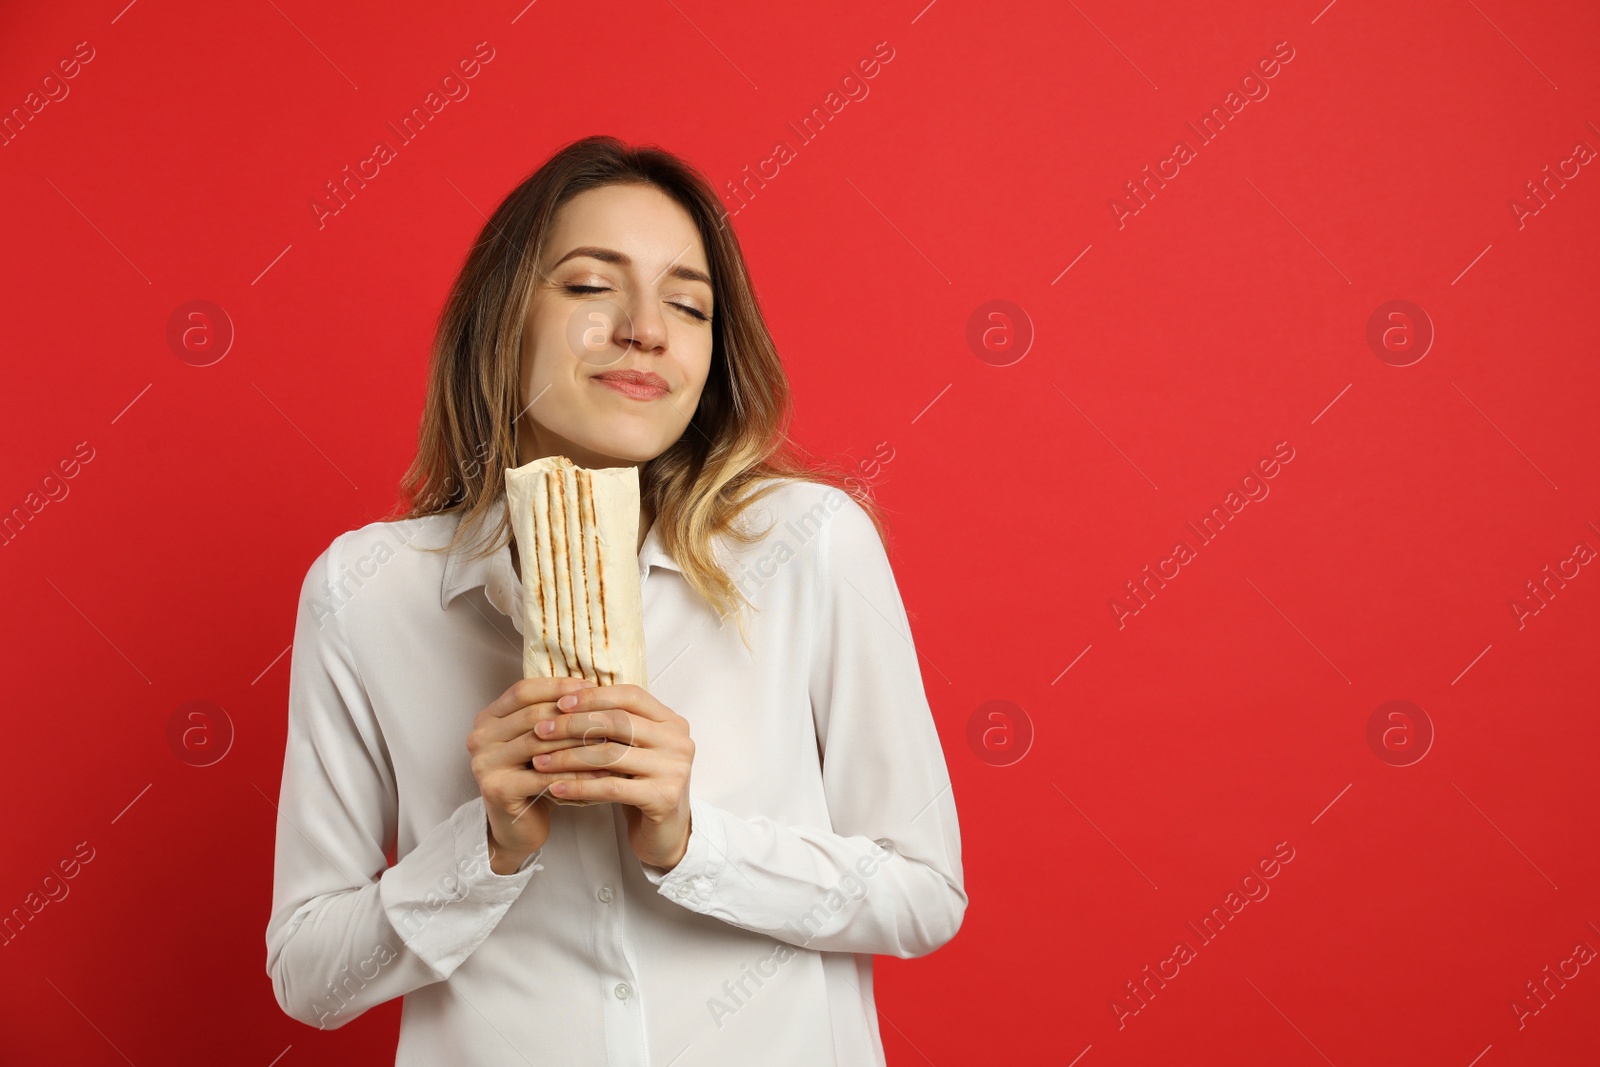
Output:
[
  {"xmin": 493, "ymin": 766, "xmax": 614, "ymax": 804},
  {"xmin": 540, "ymin": 713, "xmax": 684, "ymax": 764},
  {"xmin": 489, "ymin": 676, "xmax": 595, "ymax": 719},
  {"xmin": 520, "ymin": 731, "xmax": 600, "ymax": 762},
  {"xmin": 474, "ymin": 730, "xmax": 592, "ymax": 772},
  {"xmin": 535, "ymin": 708, "xmax": 640, "ymax": 748},
  {"xmin": 545, "ymin": 773, "xmax": 657, "ymax": 808},
  {"xmin": 538, "ymin": 711, "xmax": 686, "ymax": 756},
  {"xmin": 553, "ymin": 683, "xmax": 673, "ymax": 723},
  {"xmin": 500, "ymin": 773, "xmax": 610, "ymax": 826},
  {"xmin": 480, "ymin": 697, "xmax": 576, "ymax": 746},
  {"xmin": 534, "ymin": 742, "xmax": 664, "ymax": 777}
]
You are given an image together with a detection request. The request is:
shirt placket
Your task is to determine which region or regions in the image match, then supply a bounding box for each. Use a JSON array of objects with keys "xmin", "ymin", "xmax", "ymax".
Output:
[
  {"xmin": 492, "ymin": 521, "xmax": 657, "ymax": 1063},
  {"xmin": 573, "ymin": 803, "xmax": 650, "ymax": 1066}
]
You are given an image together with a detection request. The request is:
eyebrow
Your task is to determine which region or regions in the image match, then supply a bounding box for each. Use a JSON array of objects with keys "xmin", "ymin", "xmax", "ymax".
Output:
[{"xmin": 551, "ymin": 246, "xmax": 713, "ymax": 289}]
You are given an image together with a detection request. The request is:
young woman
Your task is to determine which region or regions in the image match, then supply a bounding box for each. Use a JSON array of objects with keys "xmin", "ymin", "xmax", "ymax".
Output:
[{"xmin": 266, "ymin": 135, "xmax": 966, "ymax": 1066}]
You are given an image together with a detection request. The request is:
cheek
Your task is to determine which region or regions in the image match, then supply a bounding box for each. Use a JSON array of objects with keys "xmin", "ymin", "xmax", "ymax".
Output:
[
  {"xmin": 686, "ymin": 372, "xmax": 711, "ymax": 405},
  {"xmin": 683, "ymin": 345, "xmax": 715, "ymax": 396},
  {"xmin": 521, "ymin": 318, "xmax": 580, "ymax": 388}
]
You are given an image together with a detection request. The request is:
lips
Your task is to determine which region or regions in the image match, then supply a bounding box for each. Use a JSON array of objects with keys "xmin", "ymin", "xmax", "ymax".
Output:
[{"xmin": 591, "ymin": 370, "xmax": 668, "ymax": 399}]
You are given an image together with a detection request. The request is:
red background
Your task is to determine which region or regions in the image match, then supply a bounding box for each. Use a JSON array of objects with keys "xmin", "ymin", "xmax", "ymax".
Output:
[{"xmin": 3, "ymin": 0, "xmax": 1598, "ymax": 1064}]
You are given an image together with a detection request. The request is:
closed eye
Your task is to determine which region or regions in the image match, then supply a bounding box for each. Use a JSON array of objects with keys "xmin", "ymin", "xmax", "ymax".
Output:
[{"xmin": 563, "ymin": 284, "xmax": 710, "ymax": 323}]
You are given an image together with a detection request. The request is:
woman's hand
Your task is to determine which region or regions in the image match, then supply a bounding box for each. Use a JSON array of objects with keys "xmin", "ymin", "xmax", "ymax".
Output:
[
  {"xmin": 530, "ymin": 683, "xmax": 696, "ymax": 870},
  {"xmin": 467, "ymin": 676, "xmax": 610, "ymax": 874}
]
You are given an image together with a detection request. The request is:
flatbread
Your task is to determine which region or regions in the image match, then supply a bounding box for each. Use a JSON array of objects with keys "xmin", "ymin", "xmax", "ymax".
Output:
[{"xmin": 504, "ymin": 455, "xmax": 649, "ymax": 806}]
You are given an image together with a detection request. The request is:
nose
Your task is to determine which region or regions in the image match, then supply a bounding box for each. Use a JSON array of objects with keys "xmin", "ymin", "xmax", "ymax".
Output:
[{"xmin": 616, "ymin": 290, "xmax": 668, "ymax": 354}]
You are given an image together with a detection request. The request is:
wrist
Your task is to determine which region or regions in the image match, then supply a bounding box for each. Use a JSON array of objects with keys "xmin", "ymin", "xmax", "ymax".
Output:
[
  {"xmin": 486, "ymin": 825, "xmax": 534, "ymax": 876},
  {"xmin": 489, "ymin": 849, "xmax": 530, "ymax": 876},
  {"xmin": 651, "ymin": 811, "xmax": 693, "ymax": 871}
]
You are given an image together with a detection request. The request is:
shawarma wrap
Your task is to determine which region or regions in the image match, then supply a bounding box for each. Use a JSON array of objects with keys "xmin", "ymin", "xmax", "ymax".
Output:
[{"xmin": 504, "ymin": 455, "xmax": 649, "ymax": 807}]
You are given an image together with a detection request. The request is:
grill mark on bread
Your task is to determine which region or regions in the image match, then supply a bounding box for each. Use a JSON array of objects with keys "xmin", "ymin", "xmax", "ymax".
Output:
[
  {"xmin": 575, "ymin": 468, "xmax": 597, "ymax": 684},
  {"xmin": 530, "ymin": 478, "xmax": 556, "ymax": 676},
  {"xmin": 528, "ymin": 496, "xmax": 554, "ymax": 676},
  {"xmin": 548, "ymin": 476, "xmax": 572, "ymax": 674},
  {"xmin": 586, "ymin": 471, "xmax": 615, "ymax": 686},
  {"xmin": 576, "ymin": 470, "xmax": 601, "ymax": 687}
]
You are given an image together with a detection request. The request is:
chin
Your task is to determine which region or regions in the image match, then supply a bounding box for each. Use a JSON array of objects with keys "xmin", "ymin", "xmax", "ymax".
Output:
[{"xmin": 575, "ymin": 437, "xmax": 668, "ymax": 466}]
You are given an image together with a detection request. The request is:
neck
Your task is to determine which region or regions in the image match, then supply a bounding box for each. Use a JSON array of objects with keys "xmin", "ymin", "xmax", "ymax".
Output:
[{"xmin": 637, "ymin": 502, "xmax": 654, "ymax": 554}]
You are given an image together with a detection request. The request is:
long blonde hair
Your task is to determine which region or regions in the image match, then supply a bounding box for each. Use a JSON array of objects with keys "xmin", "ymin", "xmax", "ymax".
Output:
[{"xmin": 388, "ymin": 134, "xmax": 888, "ymax": 640}]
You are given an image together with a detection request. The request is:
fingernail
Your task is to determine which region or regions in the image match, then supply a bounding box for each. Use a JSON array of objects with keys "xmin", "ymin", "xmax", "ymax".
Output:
[
  {"xmin": 536, "ymin": 720, "xmax": 555, "ymax": 736},
  {"xmin": 533, "ymin": 753, "xmax": 549, "ymax": 766},
  {"xmin": 558, "ymin": 694, "xmax": 577, "ymax": 709}
]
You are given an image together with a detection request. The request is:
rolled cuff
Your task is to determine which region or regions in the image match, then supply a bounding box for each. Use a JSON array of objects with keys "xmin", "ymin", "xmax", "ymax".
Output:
[
  {"xmin": 640, "ymin": 793, "xmax": 725, "ymax": 912},
  {"xmin": 377, "ymin": 795, "xmax": 543, "ymax": 978}
]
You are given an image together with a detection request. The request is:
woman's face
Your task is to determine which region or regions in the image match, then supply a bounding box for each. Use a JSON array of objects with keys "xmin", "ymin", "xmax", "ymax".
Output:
[{"xmin": 516, "ymin": 182, "xmax": 716, "ymax": 471}]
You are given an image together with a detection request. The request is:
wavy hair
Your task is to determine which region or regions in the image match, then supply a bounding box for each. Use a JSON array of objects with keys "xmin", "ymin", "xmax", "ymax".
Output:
[{"xmin": 388, "ymin": 134, "xmax": 888, "ymax": 643}]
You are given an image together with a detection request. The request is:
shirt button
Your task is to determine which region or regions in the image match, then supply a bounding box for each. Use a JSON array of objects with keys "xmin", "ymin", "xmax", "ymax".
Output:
[
  {"xmin": 614, "ymin": 982, "xmax": 632, "ymax": 1000},
  {"xmin": 597, "ymin": 885, "xmax": 614, "ymax": 903},
  {"xmin": 673, "ymin": 884, "xmax": 689, "ymax": 898}
]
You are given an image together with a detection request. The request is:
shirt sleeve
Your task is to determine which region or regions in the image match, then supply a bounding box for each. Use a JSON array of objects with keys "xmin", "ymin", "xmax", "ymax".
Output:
[
  {"xmin": 265, "ymin": 533, "xmax": 545, "ymax": 1030},
  {"xmin": 640, "ymin": 489, "xmax": 967, "ymax": 959}
]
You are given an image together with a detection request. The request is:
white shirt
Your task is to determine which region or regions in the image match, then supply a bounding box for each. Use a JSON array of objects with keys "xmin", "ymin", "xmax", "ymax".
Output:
[{"xmin": 265, "ymin": 477, "xmax": 967, "ymax": 1066}]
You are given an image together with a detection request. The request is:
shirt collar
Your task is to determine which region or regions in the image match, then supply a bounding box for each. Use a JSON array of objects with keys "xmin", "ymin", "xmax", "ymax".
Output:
[{"xmin": 439, "ymin": 494, "xmax": 681, "ymax": 610}]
